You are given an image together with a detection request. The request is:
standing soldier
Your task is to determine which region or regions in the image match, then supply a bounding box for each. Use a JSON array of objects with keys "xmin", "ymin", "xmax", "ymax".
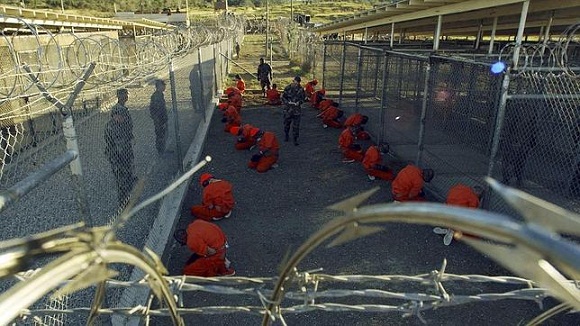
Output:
[
  {"xmin": 257, "ymin": 57, "xmax": 273, "ymax": 97},
  {"xmin": 282, "ymin": 76, "xmax": 306, "ymax": 146},
  {"xmin": 149, "ymin": 79, "xmax": 168, "ymax": 154},
  {"xmin": 105, "ymin": 88, "xmax": 137, "ymax": 208}
]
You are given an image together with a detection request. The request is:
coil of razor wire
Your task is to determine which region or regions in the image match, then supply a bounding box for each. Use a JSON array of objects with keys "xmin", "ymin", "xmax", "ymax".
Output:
[
  {"xmin": 0, "ymin": 13, "xmax": 246, "ymax": 104},
  {"xmin": 498, "ymin": 23, "xmax": 579, "ymax": 78}
]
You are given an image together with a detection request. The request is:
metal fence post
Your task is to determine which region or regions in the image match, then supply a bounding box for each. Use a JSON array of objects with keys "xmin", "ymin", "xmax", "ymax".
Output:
[
  {"xmin": 169, "ymin": 59, "xmax": 183, "ymax": 173},
  {"xmin": 416, "ymin": 58, "xmax": 432, "ymax": 165},
  {"xmin": 338, "ymin": 40, "xmax": 347, "ymax": 107},
  {"xmin": 373, "ymin": 53, "xmax": 381, "ymax": 97},
  {"xmin": 321, "ymin": 43, "xmax": 327, "ymax": 89},
  {"xmin": 486, "ymin": 71, "xmax": 511, "ymax": 178},
  {"xmin": 378, "ymin": 51, "xmax": 389, "ymax": 144},
  {"xmin": 213, "ymin": 44, "xmax": 219, "ymax": 96},
  {"xmin": 198, "ymin": 47, "xmax": 206, "ymax": 122},
  {"xmin": 23, "ymin": 62, "xmax": 94, "ymax": 226},
  {"xmin": 355, "ymin": 46, "xmax": 363, "ymax": 112}
]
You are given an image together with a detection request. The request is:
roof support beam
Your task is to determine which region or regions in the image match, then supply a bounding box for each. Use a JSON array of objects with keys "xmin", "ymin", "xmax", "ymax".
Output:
[
  {"xmin": 488, "ymin": 16, "xmax": 498, "ymax": 54},
  {"xmin": 434, "ymin": 15, "xmax": 443, "ymax": 50},
  {"xmin": 315, "ymin": 0, "xmax": 526, "ymax": 33}
]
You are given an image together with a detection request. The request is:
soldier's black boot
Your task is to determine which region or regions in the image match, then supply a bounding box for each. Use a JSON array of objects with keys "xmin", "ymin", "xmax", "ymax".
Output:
[
  {"xmin": 284, "ymin": 133, "xmax": 289, "ymax": 142},
  {"xmin": 294, "ymin": 137, "xmax": 299, "ymax": 146}
]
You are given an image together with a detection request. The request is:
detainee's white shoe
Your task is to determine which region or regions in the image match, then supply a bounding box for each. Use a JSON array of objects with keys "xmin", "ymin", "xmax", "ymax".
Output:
[
  {"xmin": 433, "ymin": 227, "xmax": 449, "ymax": 235},
  {"xmin": 443, "ymin": 230, "xmax": 455, "ymax": 246}
]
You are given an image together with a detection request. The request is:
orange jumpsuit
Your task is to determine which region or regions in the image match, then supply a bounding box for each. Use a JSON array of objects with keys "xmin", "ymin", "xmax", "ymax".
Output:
[
  {"xmin": 318, "ymin": 99, "xmax": 334, "ymax": 111},
  {"xmin": 344, "ymin": 113, "xmax": 371, "ymax": 140},
  {"xmin": 236, "ymin": 79, "xmax": 246, "ymax": 93},
  {"xmin": 318, "ymin": 106, "xmax": 343, "ymax": 128},
  {"xmin": 338, "ymin": 128, "xmax": 364, "ymax": 162},
  {"xmin": 362, "ymin": 145, "xmax": 394, "ymax": 181},
  {"xmin": 248, "ymin": 131, "xmax": 279, "ymax": 173},
  {"xmin": 234, "ymin": 124, "xmax": 257, "ymax": 150},
  {"xmin": 304, "ymin": 81, "xmax": 317, "ymax": 99},
  {"xmin": 391, "ymin": 165, "xmax": 425, "ymax": 202},
  {"xmin": 183, "ymin": 219, "xmax": 231, "ymax": 277},
  {"xmin": 218, "ymin": 88, "xmax": 243, "ymax": 112},
  {"xmin": 190, "ymin": 179, "xmax": 235, "ymax": 221},
  {"xmin": 266, "ymin": 88, "xmax": 281, "ymax": 105},
  {"xmin": 311, "ymin": 90, "xmax": 325, "ymax": 108},
  {"xmin": 446, "ymin": 184, "xmax": 480, "ymax": 208},
  {"xmin": 223, "ymin": 105, "xmax": 241, "ymax": 133}
]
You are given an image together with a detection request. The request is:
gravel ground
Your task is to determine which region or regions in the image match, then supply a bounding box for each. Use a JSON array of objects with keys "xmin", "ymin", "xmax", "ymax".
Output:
[{"xmin": 163, "ymin": 93, "xmax": 576, "ymax": 325}]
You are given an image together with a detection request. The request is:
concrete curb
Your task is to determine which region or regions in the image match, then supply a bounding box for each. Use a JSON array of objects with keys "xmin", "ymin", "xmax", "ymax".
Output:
[{"xmin": 117, "ymin": 95, "xmax": 219, "ymax": 326}]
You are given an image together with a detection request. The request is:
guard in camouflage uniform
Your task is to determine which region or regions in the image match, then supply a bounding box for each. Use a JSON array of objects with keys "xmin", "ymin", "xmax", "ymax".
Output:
[
  {"xmin": 105, "ymin": 88, "xmax": 138, "ymax": 208},
  {"xmin": 149, "ymin": 79, "xmax": 168, "ymax": 154},
  {"xmin": 281, "ymin": 76, "xmax": 306, "ymax": 146}
]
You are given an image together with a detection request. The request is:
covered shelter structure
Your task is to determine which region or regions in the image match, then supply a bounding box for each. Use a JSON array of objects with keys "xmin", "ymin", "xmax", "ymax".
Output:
[{"xmin": 305, "ymin": 0, "xmax": 580, "ymax": 217}]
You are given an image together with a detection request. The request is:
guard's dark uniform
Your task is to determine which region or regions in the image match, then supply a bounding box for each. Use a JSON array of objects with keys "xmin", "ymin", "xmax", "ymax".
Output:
[
  {"xmin": 105, "ymin": 104, "xmax": 137, "ymax": 207},
  {"xmin": 282, "ymin": 78, "xmax": 306, "ymax": 145},
  {"xmin": 149, "ymin": 88, "xmax": 168, "ymax": 153}
]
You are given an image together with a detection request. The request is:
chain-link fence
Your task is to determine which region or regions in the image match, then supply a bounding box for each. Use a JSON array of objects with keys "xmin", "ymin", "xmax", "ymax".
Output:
[
  {"xmin": 320, "ymin": 35, "xmax": 580, "ymax": 217},
  {"xmin": 0, "ymin": 11, "xmax": 244, "ymax": 325}
]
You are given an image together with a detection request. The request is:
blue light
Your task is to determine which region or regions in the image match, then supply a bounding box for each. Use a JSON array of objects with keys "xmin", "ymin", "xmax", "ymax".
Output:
[{"xmin": 491, "ymin": 61, "xmax": 506, "ymax": 74}]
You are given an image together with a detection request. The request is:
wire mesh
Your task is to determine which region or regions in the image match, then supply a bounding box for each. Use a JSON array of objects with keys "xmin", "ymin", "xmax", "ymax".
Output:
[
  {"xmin": 0, "ymin": 10, "xmax": 245, "ymax": 325},
  {"xmin": 319, "ymin": 27, "xmax": 580, "ymax": 214}
]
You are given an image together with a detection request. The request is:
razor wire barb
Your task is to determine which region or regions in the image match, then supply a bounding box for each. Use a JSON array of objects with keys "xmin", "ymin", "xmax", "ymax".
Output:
[
  {"xmin": 1, "ymin": 177, "xmax": 579, "ymax": 325},
  {"xmin": 497, "ymin": 22, "xmax": 580, "ymax": 77},
  {"xmin": 0, "ymin": 156, "xmax": 213, "ymax": 325}
]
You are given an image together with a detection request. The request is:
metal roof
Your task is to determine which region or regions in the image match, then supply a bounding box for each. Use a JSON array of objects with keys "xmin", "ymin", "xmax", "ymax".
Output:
[
  {"xmin": 312, "ymin": 0, "xmax": 580, "ymax": 38},
  {"xmin": 0, "ymin": 5, "xmax": 176, "ymax": 33}
]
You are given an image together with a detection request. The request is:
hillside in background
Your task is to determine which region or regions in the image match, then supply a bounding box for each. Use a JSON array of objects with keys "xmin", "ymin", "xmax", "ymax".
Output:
[{"xmin": 0, "ymin": 0, "xmax": 380, "ymax": 24}]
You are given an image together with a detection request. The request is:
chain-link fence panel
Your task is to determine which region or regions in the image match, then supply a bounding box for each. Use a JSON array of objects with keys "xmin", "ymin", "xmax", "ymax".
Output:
[
  {"xmin": 352, "ymin": 47, "xmax": 385, "ymax": 141},
  {"xmin": 0, "ymin": 10, "xmax": 244, "ymax": 323},
  {"xmin": 321, "ymin": 41, "xmax": 343, "ymax": 95},
  {"xmin": 337, "ymin": 43, "xmax": 361, "ymax": 113},
  {"xmin": 381, "ymin": 52, "xmax": 428, "ymax": 153},
  {"xmin": 420, "ymin": 56, "xmax": 502, "ymax": 202},
  {"xmin": 487, "ymin": 71, "xmax": 580, "ymax": 215}
]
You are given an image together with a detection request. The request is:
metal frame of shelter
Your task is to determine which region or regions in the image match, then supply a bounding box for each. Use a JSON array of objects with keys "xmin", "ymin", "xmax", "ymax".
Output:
[{"xmin": 312, "ymin": 0, "xmax": 580, "ymax": 54}]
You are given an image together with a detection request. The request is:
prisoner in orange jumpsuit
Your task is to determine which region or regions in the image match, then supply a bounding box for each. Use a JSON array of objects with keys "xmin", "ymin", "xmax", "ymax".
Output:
[
  {"xmin": 311, "ymin": 89, "xmax": 326, "ymax": 108},
  {"xmin": 248, "ymin": 129, "xmax": 279, "ymax": 173},
  {"xmin": 338, "ymin": 127, "xmax": 364, "ymax": 163},
  {"xmin": 304, "ymin": 79, "xmax": 318, "ymax": 100},
  {"xmin": 391, "ymin": 165, "xmax": 434, "ymax": 202},
  {"xmin": 230, "ymin": 124, "xmax": 257, "ymax": 150},
  {"xmin": 362, "ymin": 144, "xmax": 394, "ymax": 181},
  {"xmin": 435, "ymin": 184, "xmax": 484, "ymax": 245},
  {"xmin": 190, "ymin": 173, "xmax": 235, "ymax": 221},
  {"xmin": 317, "ymin": 103, "xmax": 344, "ymax": 129},
  {"xmin": 222, "ymin": 105, "xmax": 241, "ymax": 133},
  {"xmin": 218, "ymin": 87, "xmax": 242, "ymax": 112},
  {"xmin": 182, "ymin": 219, "xmax": 235, "ymax": 277},
  {"xmin": 266, "ymin": 83, "xmax": 282, "ymax": 105},
  {"xmin": 318, "ymin": 98, "xmax": 334, "ymax": 111},
  {"xmin": 234, "ymin": 74, "xmax": 246, "ymax": 93},
  {"xmin": 446, "ymin": 184, "xmax": 483, "ymax": 208},
  {"xmin": 344, "ymin": 113, "xmax": 371, "ymax": 140}
]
